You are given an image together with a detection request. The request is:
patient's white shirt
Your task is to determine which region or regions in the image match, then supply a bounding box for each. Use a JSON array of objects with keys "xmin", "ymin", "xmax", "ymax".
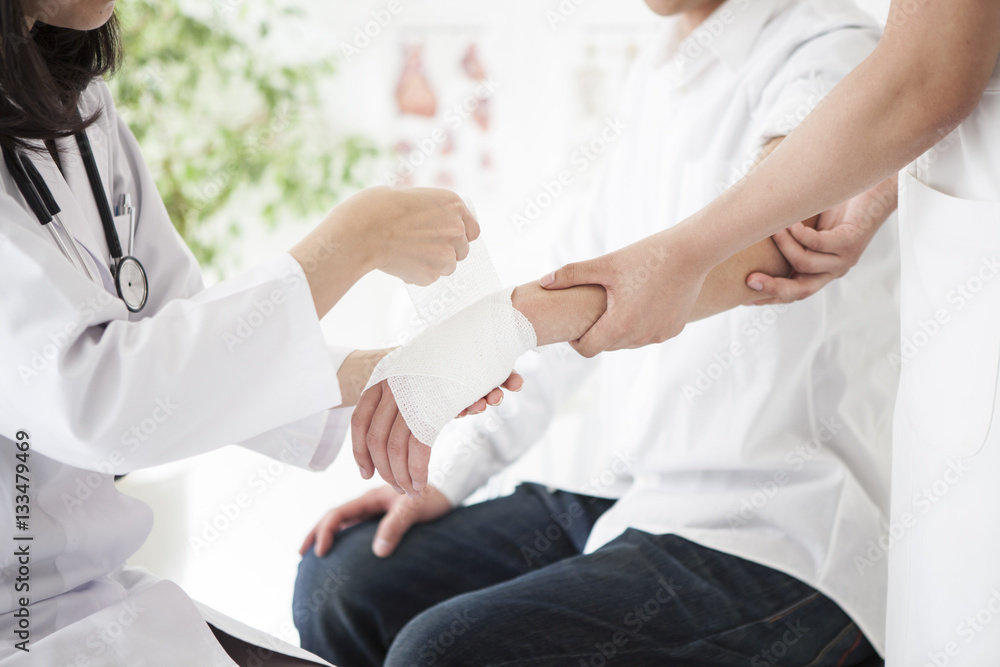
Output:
[{"xmin": 430, "ymin": 0, "xmax": 899, "ymax": 655}]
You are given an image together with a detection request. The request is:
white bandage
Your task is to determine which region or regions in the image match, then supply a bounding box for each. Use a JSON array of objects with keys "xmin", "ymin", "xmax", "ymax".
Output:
[{"xmin": 365, "ymin": 241, "xmax": 536, "ymax": 446}]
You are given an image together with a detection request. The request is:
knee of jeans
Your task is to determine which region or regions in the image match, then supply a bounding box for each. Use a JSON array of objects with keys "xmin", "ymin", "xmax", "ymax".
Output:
[
  {"xmin": 385, "ymin": 599, "xmax": 484, "ymax": 667},
  {"xmin": 292, "ymin": 530, "xmax": 379, "ymax": 640}
]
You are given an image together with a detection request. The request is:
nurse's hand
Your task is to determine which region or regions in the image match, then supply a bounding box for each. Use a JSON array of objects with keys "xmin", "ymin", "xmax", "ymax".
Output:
[
  {"xmin": 538, "ymin": 228, "xmax": 711, "ymax": 357},
  {"xmin": 352, "ymin": 372, "xmax": 523, "ymax": 497},
  {"xmin": 299, "ymin": 485, "xmax": 452, "ymax": 558},
  {"xmin": 744, "ymin": 176, "xmax": 898, "ymax": 305},
  {"xmin": 344, "ymin": 186, "xmax": 480, "ymax": 286}
]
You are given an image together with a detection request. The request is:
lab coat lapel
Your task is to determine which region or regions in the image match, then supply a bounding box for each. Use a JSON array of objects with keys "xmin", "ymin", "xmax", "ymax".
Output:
[{"xmin": 30, "ymin": 132, "xmax": 123, "ymax": 291}]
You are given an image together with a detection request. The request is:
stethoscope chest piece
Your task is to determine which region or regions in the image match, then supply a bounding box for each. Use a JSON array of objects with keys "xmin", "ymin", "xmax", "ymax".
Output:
[{"xmin": 115, "ymin": 256, "xmax": 148, "ymax": 313}]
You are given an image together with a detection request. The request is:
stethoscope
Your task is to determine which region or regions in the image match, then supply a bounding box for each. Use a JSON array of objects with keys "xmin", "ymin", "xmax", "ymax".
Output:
[{"xmin": 2, "ymin": 131, "xmax": 148, "ymax": 312}]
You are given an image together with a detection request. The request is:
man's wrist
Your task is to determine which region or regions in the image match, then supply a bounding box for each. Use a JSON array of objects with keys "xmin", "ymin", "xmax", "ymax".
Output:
[{"xmin": 336, "ymin": 348, "xmax": 395, "ymax": 407}]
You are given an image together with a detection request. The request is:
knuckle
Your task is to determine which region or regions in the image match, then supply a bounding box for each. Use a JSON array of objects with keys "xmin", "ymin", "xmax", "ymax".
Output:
[
  {"xmin": 350, "ymin": 410, "xmax": 367, "ymax": 431},
  {"xmin": 386, "ymin": 435, "xmax": 407, "ymax": 456},
  {"xmin": 365, "ymin": 430, "xmax": 386, "ymax": 450}
]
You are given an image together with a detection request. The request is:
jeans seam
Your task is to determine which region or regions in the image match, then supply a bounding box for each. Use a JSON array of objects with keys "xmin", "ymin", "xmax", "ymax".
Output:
[
  {"xmin": 802, "ymin": 622, "xmax": 862, "ymax": 667},
  {"xmin": 765, "ymin": 591, "xmax": 822, "ymax": 624}
]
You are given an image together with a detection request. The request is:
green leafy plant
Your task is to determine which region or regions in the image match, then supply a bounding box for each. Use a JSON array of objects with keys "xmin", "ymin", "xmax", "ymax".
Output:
[{"xmin": 109, "ymin": 0, "xmax": 377, "ymax": 271}]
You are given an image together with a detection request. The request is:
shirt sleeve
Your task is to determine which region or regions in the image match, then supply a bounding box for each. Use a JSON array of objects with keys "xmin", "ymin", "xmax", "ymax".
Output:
[
  {"xmin": 429, "ymin": 344, "xmax": 597, "ymax": 505},
  {"xmin": 752, "ymin": 25, "xmax": 880, "ymax": 146},
  {"xmin": 0, "ymin": 83, "xmax": 350, "ymax": 474}
]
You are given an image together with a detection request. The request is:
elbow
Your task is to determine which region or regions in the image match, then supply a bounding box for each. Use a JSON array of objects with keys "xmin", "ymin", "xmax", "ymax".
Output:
[{"xmin": 896, "ymin": 61, "xmax": 989, "ymax": 151}]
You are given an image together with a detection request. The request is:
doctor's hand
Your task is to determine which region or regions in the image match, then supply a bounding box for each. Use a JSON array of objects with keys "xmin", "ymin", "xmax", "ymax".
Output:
[
  {"xmin": 745, "ymin": 176, "xmax": 898, "ymax": 305},
  {"xmin": 538, "ymin": 229, "xmax": 712, "ymax": 358},
  {"xmin": 352, "ymin": 373, "xmax": 523, "ymax": 497},
  {"xmin": 299, "ymin": 485, "xmax": 452, "ymax": 559},
  {"xmin": 341, "ymin": 186, "xmax": 480, "ymax": 286}
]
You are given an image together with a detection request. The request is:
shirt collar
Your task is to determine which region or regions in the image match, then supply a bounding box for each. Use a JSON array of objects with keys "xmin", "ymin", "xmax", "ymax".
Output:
[{"xmin": 653, "ymin": 0, "xmax": 793, "ymax": 86}]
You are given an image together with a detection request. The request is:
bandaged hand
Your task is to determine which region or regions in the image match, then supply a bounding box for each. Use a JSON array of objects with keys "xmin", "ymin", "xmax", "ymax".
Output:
[
  {"xmin": 352, "ymin": 371, "xmax": 523, "ymax": 498},
  {"xmin": 353, "ymin": 287, "xmax": 536, "ymax": 495}
]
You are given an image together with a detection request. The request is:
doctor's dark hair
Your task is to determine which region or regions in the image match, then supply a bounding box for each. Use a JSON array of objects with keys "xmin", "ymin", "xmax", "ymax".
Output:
[{"xmin": 0, "ymin": 2, "xmax": 121, "ymax": 153}]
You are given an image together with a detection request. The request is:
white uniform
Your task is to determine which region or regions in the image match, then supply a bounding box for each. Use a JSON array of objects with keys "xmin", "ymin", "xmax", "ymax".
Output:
[
  {"xmin": 430, "ymin": 0, "xmax": 900, "ymax": 655},
  {"xmin": 0, "ymin": 82, "xmax": 351, "ymax": 665},
  {"xmin": 886, "ymin": 58, "xmax": 1000, "ymax": 664}
]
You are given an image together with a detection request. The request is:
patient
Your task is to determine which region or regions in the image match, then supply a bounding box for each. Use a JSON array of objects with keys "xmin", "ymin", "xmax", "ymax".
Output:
[{"xmin": 294, "ymin": 0, "xmax": 898, "ymax": 664}]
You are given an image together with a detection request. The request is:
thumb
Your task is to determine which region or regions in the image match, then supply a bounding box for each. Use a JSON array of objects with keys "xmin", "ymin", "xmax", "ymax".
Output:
[
  {"xmin": 539, "ymin": 259, "xmax": 598, "ymax": 291},
  {"xmin": 372, "ymin": 501, "xmax": 418, "ymax": 558}
]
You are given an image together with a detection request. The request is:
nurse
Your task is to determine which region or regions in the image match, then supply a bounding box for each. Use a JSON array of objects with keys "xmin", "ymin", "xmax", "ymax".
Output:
[
  {"xmin": 0, "ymin": 1, "xmax": 496, "ymax": 665},
  {"xmin": 538, "ymin": 0, "xmax": 1000, "ymax": 663}
]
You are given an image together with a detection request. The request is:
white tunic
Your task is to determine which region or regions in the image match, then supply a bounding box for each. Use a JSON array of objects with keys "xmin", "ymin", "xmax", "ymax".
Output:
[
  {"xmin": 886, "ymin": 56, "xmax": 1000, "ymax": 665},
  {"xmin": 429, "ymin": 0, "xmax": 900, "ymax": 655},
  {"xmin": 0, "ymin": 81, "xmax": 351, "ymax": 665}
]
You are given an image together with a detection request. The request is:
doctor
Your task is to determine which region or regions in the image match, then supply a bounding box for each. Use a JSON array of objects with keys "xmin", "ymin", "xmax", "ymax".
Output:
[
  {"xmin": 0, "ymin": 1, "xmax": 498, "ymax": 665},
  {"xmin": 538, "ymin": 0, "xmax": 1000, "ymax": 663}
]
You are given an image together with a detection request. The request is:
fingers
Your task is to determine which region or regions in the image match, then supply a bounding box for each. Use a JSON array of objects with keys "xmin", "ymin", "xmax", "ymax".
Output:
[
  {"xmin": 745, "ymin": 272, "xmax": 834, "ymax": 304},
  {"xmin": 461, "ymin": 206, "xmax": 481, "ymax": 243},
  {"xmin": 351, "ymin": 384, "xmax": 381, "ymax": 480},
  {"xmin": 302, "ymin": 488, "xmax": 397, "ymax": 557},
  {"xmin": 485, "ymin": 387, "xmax": 504, "ymax": 406},
  {"xmin": 453, "ymin": 233, "xmax": 471, "ymax": 263},
  {"xmin": 408, "ymin": 438, "xmax": 431, "ymax": 493},
  {"xmin": 368, "ymin": 388, "xmax": 403, "ymax": 492},
  {"xmin": 387, "ymin": 415, "xmax": 415, "ymax": 496},
  {"xmin": 373, "ymin": 498, "xmax": 420, "ymax": 558},
  {"xmin": 772, "ymin": 228, "xmax": 841, "ymax": 275},
  {"xmin": 570, "ymin": 313, "xmax": 615, "ymax": 358},
  {"xmin": 787, "ymin": 221, "xmax": 851, "ymax": 255},
  {"xmin": 458, "ymin": 397, "xmax": 488, "ymax": 418},
  {"xmin": 502, "ymin": 371, "xmax": 524, "ymax": 392},
  {"xmin": 539, "ymin": 259, "xmax": 598, "ymax": 291},
  {"xmin": 299, "ymin": 526, "xmax": 318, "ymax": 556}
]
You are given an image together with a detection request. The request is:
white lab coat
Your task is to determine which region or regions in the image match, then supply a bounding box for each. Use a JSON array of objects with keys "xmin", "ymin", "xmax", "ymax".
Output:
[
  {"xmin": 886, "ymin": 57, "xmax": 1000, "ymax": 663},
  {"xmin": 0, "ymin": 81, "xmax": 350, "ymax": 664}
]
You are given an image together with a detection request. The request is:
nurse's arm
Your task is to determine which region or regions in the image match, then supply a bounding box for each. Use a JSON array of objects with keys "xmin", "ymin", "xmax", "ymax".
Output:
[
  {"xmin": 543, "ymin": 0, "xmax": 1000, "ymax": 357},
  {"xmin": 678, "ymin": 0, "xmax": 1000, "ymax": 270}
]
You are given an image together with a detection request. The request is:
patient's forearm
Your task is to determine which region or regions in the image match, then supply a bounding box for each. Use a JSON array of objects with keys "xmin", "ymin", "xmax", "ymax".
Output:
[
  {"xmin": 513, "ymin": 228, "xmax": 809, "ymax": 344},
  {"xmin": 512, "ymin": 283, "xmax": 608, "ymax": 346},
  {"xmin": 688, "ymin": 222, "xmax": 815, "ymax": 320}
]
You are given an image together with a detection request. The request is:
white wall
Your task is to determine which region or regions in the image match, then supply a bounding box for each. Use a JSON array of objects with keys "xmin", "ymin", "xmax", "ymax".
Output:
[{"xmin": 121, "ymin": 0, "xmax": 892, "ymax": 647}]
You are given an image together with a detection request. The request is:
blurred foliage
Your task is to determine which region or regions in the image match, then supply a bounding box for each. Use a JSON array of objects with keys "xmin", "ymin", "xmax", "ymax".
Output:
[{"xmin": 109, "ymin": 0, "xmax": 378, "ymax": 269}]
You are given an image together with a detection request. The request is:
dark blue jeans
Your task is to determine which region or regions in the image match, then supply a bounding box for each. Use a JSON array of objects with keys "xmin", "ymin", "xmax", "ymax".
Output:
[{"xmin": 293, "ymin": 483, "xmax": 876, "ymax": 667}]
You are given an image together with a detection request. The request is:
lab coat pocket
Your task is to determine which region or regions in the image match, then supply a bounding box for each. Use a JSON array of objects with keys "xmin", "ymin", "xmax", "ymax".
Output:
[
  {"xmin": 899, "ymin": 169, "xmax": 1000, "ymax": 459},
  {"xmin": 676, "ymin": 159, "xmax": 740, "ymax": 221}
]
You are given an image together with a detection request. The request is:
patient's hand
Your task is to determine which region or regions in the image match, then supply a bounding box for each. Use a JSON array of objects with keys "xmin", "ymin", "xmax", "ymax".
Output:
[
  {"xmin": 351, "ymin": 372, "xmax": 523, "ymax": 497},
  {"xmin": 300, "ymin": 485, "xmax": 452, "ymax": 559}
]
